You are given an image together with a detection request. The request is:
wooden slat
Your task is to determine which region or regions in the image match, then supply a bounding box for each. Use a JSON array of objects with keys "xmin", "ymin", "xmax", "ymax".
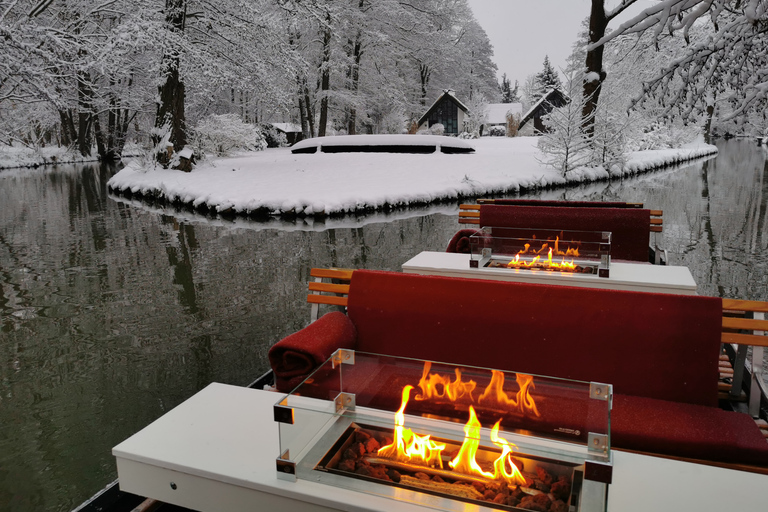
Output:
[
  {"xmin": 650, "ymin": 218, "xmax": 663, "ymax": 225},
  {"xmin": 460, "ymin": 204, "xmax": 481, "ymax": 211},
  {"xmin": 722, "ymin": 332, "xmax": 768, "ymax": 347},
  {"xmin": 722, "ymin": 298, "xmax": 768, "ymax": 313},
  {"xmin": 458, "ymin": 218, "xmax": 480, "ymax": 225},
  {"xmin": 650, "ymin": 226, "xmax": 663, "ymax": 232},
  {"xmin": 307, "ymin": 295, "xmax": 348, "ymax": 307},
  {"xmin": 722, "ymin": 316, "xmax": 768, "ymax": 331},
  {"xmin": 458, "ymin": 211, "xmax": 480, "ymax": 218},
  {"xmin": 650, "ymin": 210, "xmax": 663, "ymax": 216},
  {"xmin": 310, "ymin": 268, "xmax": 354, "ymax": 280},
  {"xmin": 308, "ymin": 282, "xmax": 350, "ymax": 295}
]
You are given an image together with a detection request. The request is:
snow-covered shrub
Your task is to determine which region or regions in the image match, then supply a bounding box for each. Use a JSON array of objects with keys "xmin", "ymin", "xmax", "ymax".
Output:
[
  {"xmin": 377, "ymin": 111, "xmax": 407, "ymax": 134},
  {"xmin": 260, "ymin": 124, "xmax": 288, "ymax": 148},
  {"xmin": 628, "ymin": 119, "xmax": 701, "ymax": 151},
  {"xmin": 429, "ymin": 123, "xmax": 445, "ymax": 136},
  {"xmin": 191, "ymin": 114, "xmax": 267, "ymax": 156},
  {"xmin": 489, "ymin": 125, "xmax": 506, "ymax": 137},
  {"xmin": 458, "ymin": 131, "xmax": 478, "ymax": 139}
]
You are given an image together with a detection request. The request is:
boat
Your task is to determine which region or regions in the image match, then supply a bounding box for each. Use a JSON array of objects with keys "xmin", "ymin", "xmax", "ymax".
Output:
[{"xmin": 75, "ymin": 200, "xmax": 768, "ymax": 512}]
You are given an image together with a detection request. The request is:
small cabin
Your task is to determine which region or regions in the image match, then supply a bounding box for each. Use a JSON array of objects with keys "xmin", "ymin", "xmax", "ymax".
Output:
[
  {"xmin": 518, "ymin": 89, "xmax": 569, "ymax": 136},
  {"xmin": 416, "ymin": 90, "xmax": 470, "ymax": 135},
  {"xmin": 482, "ymin": 103, "xmax": 523, "ymax": 136},
  {"xmin": 269, "ymin": 123, "xmax": 303, "ymax": 145}
]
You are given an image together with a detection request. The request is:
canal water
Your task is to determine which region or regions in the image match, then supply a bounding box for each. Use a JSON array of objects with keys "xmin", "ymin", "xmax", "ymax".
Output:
[{"xmin": 0, "ymin": 139, "xmax": 766, "ymax": 511}]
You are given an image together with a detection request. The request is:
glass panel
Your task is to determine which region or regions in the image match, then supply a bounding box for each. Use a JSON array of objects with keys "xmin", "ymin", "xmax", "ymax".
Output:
[
  {"xmin": 276, "ymin": 351, "xmax": 611, "ymax": 512},
  {"xmin": 469, "ymin": 226, "xmax": 612, "ymax": 278}
]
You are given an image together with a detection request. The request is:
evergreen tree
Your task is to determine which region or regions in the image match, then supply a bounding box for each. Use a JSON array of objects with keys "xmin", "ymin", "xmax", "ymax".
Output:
[
  {"xmin": 533, "ymin": 55, "xmax": 562, "ymax": 100},
  {"xmin": 500, "ymin": 73, "xmax": 512, "ymax": 103}
]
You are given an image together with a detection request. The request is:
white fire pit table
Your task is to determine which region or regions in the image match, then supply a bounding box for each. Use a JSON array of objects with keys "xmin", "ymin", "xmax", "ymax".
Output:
[
  {"xmin": 112, "ymin": 383, "xmax": 766, "ymax": 512},
  {"xmin": 401, "ymin": 251, "xmax": 697, "ymax": 295}
]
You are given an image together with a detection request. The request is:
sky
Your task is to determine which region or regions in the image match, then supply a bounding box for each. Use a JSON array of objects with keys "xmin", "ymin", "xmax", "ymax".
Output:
[{"xmin": 467, "ymin": 0, "xmax": 655, "ymax": 84}]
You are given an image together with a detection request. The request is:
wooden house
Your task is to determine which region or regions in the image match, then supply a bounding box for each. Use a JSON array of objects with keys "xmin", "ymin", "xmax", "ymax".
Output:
[
  {"xmin": 518, "ymin": 88, "xmax": 569, "ymax": 136},
  {"xmin": 482, "ymin": 103, "xmax": 523, "ymax": 136},
  {"xmin": 269, "ymin": 123, "xmax": 303, "ymax": 145},
  {"xmin": 416, "ymin": 90, "xmax": 470, "ymax": 135}
]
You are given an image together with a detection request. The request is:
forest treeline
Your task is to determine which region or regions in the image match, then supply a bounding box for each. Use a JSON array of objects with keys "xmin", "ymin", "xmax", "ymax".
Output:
[
  {"xmin": 0, "ymin": 0, "xmax": 499, "ymax": 160},
  {"xmin": 1, "ymin": 0, "xmax": 766, "ymax": 170}
]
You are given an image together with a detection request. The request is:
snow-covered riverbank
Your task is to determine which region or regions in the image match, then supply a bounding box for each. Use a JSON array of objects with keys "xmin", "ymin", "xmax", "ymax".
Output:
[
  {"xmin": 0, "ymin": 143, "xmax": 144, "ymax": 170},
  {"xmin": 107, "ymin": 136, "xmax": 717, "ymax": 218}
]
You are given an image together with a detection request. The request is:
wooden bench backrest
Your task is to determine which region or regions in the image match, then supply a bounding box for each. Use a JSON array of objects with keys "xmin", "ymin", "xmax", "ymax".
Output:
[{"xmin": 307, "ymin": 268, "xmax": 353, "ymax": 322}]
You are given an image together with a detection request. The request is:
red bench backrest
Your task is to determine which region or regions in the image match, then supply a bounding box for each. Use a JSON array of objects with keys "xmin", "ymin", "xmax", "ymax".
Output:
[
  {"xmin": 347, "ymin": 270, "xmax": 722, "ymax": 407},
  {"xmin": 478, "ymin": 205, "xmax": 651, "ymax": 262}
]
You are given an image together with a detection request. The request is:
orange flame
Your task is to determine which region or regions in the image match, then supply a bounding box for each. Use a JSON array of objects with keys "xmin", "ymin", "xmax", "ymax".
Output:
[
  {"xmin": 377, "ymin": 385, "xmax": 446, "ymax": 468},
  {"xmin": 507, "ymin": 237, "xmax": 579, "ymax": 271},
  {"xmin": 449, "ymin": 406, "xmax": 494, "ymax": 478},
  {"xmin": 415, "ymin": 361, "xmax": 476, "ymax": 402},
  {"xmin": 478, "ymin": 371, "xmax": 541, "ymax": 417},
  {"xmin": 448, "ymin": 407, "xmax": 526, "ymax": 484},
  {"xmin": 490, "ymin": 420, "xmax": 528, "ymax": 485}
]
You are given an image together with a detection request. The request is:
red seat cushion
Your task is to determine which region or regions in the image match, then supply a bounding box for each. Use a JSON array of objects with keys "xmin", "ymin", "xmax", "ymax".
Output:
[
  {"xmin": 612, "ymin": 394, "xmax": 768, "ymax": 466},
  {"xmin": 347, "ymin": 270, "xmax": 722, "ymax": 407},
  {"xmin": 478, "ymin": 205, "xmax": 651, "ymax": 262}
]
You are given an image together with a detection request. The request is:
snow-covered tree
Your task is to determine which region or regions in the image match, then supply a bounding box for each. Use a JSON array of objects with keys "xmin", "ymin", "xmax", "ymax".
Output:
[
  {"xmin": 585, "ymin": 0, "xmax": 768, "ymax": 136},
  {"xmin": 500, "ymin": 75, "xmax": 520, "ymax": 103},
  {"xmin": 520, "ymin": 74, "xmax": 538, "ymax": 111},
  {"xmin": 538, "ymin": 69, "xmax": 593, "ymax": 176},
  {"xmin": 534, "ymin": 55, "xmax": 562, "ymax": 99}
]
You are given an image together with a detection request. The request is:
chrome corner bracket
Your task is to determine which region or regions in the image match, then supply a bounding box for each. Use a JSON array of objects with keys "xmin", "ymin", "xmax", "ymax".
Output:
[
  {"xmin": 276, "ymin": 450, "xmax": 297, "ymax": 482},
  {"xmin": 274, "ymin": 399, "xmax": 294, "ymax": 425},
  {"xmin": 335, "ymin": 392, "xmax": 356, "ymax": 413},
  {"xmin": 332, "ymin": 348, "xmax": 355, "ymax": 368},
  {"xmin": 589, "ymin": 382, "xmax": 612, "ymax": 402}
]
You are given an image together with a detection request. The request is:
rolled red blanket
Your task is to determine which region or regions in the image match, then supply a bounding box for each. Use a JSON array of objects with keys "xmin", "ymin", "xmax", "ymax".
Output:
[
  {"xmin": 446, "ymin": 228, "xmax": 483, "ymax": 253},
  {"xmin": 268, "ymin": 311, "xmax": 358, "ymax": 392}
]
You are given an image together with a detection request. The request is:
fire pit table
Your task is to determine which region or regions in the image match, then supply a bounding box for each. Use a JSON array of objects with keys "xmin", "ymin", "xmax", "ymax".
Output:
[
  {"xmin": 112, "ymin": 380, "xmax": 768, "ymax": 512},
  {"xmin": 274, "ymin": 351, "xmax": 612, "ymax": 512},
  {"xmin": 402, "ymin": 251, "xmax": 696, "ymax": 295}
]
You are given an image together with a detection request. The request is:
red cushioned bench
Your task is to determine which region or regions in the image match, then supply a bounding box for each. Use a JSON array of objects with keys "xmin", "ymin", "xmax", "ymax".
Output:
[
  {"xmin": 269, "ymin": 269, "xmax": 768, "ymax": 469},
  {"xmin": 455, "ymin": 202, "xmax": 664, "ymax": 263}
]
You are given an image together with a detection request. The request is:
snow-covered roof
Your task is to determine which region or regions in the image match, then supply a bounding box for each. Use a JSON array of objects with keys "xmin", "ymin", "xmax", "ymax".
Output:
[
  {"xmin": 485, "ymin": 103, "xmax": 523, "ymax": 125},
  {"xmin": 269, "ymin": 122, "xmax": 302, "ymax": 133},
  {"xmin": 519, "ymin": 89, "xmax": 569, "ymax": 128},
  {"xmin": 417, "ymin": 90, "xmax": 470, "ymax": 126},
  {"xmin": 291, "ymin": 134, "xmax": 475, "ymax": 154}
]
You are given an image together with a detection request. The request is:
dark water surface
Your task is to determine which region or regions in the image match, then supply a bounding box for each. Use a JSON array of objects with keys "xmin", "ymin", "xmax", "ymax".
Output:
[{"xmin": 0, "ymin": 139, "xmax": 766, "ymax": 511}]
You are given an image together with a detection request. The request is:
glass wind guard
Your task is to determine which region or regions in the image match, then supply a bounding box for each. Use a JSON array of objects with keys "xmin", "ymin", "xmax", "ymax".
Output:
[
  {"xmin": 469, "ymin": 227, "xmax": 612, "ymax": 278},
  {"xmin": 275, "ymin": 350, "xmax": 612, "ymax": 512}
]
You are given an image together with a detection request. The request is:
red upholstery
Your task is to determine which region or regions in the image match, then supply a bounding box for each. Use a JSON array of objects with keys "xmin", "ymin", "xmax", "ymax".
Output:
[
  {"xmin": 346, "ymin": 270, "xmax": 722, "ymax": 407},
  {"xmin": 267, "ymin": 269, "xmax": 768, "ymax": 466},
  {"xmin": 612, "ymin": 394, "xmax": 768, "ymax": 465},
  {"xmin": 478, "ymin": 205, "xmax": 651, "ymax": 262},
  {"xmin": 487, "ymin": 199, "xmax": 641, "ymax": 208},
  {"xmin": 269, "ymin": 312, "xmax": 357, "ymax": 391}
]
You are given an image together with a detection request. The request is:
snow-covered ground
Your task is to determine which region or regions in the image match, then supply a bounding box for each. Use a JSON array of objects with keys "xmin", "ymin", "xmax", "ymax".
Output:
[{"xmin": 107, "ymin": 136, "xmax": 717, "ymax": 218}]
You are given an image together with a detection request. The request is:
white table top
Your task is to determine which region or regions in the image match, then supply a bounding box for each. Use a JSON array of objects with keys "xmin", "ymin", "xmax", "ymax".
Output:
[
  {"xmin": 402, "ymin": 251, "xmax": 698, "ymax": 295},
  {"xmin": 113, "ymin": 383, "xmax": 767, "ymax": 512}
]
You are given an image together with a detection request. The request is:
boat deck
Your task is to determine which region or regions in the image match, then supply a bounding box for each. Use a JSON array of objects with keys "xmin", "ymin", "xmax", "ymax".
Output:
[{"xmin": 113, "ymin": 383, "xmax": 768, "ymax": 512}]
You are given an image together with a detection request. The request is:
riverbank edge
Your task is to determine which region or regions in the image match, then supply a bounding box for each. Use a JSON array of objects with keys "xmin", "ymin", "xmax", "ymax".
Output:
[
  {"xmin": 106, "ymin": 144, "xmax": 718, "ymax": 221},
  {"xmin": 0, "ymin": 145, "xmax": 144, "ymax": 170}
]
